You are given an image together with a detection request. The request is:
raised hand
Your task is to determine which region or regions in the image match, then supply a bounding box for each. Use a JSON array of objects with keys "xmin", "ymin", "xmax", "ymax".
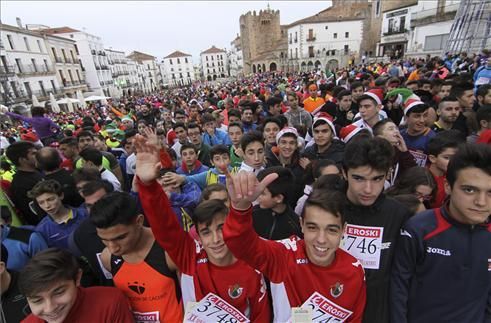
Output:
[
  {"xmin": 223, "ymin": 166, "xmax": 278, "ymax": 211},
  {"xmin": 142, "ymin": 127, "xmax": 162, "ymax": 149},
  {"xmin": 134, "ymin": 134, "xmax": 161, "ymax": 184}
]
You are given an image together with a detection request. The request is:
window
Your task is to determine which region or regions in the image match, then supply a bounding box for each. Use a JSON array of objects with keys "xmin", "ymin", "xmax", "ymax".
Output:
[
  {"xmin": 23, "ymin": 37, "xmax": 30, "ymax": 51},
  {"xmin": 211, "ymin": 56, "xmax": 214, "ymax": 61},
  {"xmin": 325, "ymin": 25, "xmax": 328, "ymax": 30},
  {"xmin": 220, "ymin": 55, "xmax": 223, "ymax": 60},
  {"xmin": 206, "ymin": 56, "xmax": 208, "ymax": 61},
  {"xmin": 70, "ymin": 50, "xmax": 76, "ymax": 62},
  {"xmin": 400, "ymin": 16, "xmax": 406, "ymax": 32},
  {"xmin": 179, "ymin": 73, "xmax": 183, "ymax": 79},
  {"xmin": 68, "ymin": 70, "xmax": 74, "ymax": 82},
  {"xmin": 37, "ymin": 40, "xmax": 43, "ymax": 52},
  {"xmin": 308, "ymin": 46, "xmax": 315, "ymax": 58},
  {"xmin": 308, "ymin": 29, "xmax": 314, "ymax": 40},
  {"xmin": 295, "ymin": 48, "xmax": 298, "ymax": 58},
  {"xmin": 345, "ymin": 32, "xmax": 349, "ymax": 38},
  {"xmin": 50, "ymin": 80, "xmax": 57, "ymax": 93},
  {"xmin": 172, "ymin": 73, "xmax": 175, "ymax": 79},
  {"xmin": 15, "ymin": 58, "xmax": 22, "ymax": 73},
  {"xmin": 187, "ymin": 72, "xmax": 190, "ymax": 77},
  {"xmin": 43, "ymin": 59, "xmax": 49, "ymax": 71},
  {"xmin": 295, "ymin": 32, "xmax": 298, "ymax": 43},
  {"xmin": 333, "ymin": 33, "xmax": 337, "ymax": 39},
  {"xmin": 10, "ymin": 81, "xmax": 20, "ymax": 97},
  {"xmin": 76, "ymin": 69, "xmax": 81, "ymax": 81},
  {"xmin": 185, "ymin": 58, "xmax": 188, "ymax": 63},
  {"xmin": 74, "ymin": 44, "xmax": 79, "ymax": 55},
  {"xmin": 388, "ymin": 18, "xmax": 395, "ymax": 33},
  {"xmin": 51, "ymin": 47, "xmax": 58, "ymax": 61},
  {"xmin": 31, "ymin": 58, "xmax": 37, "ymax": 72},
  {"xmin": 424, "ymin": 34, "xmax": 449, "ymax": 51},
  {"xmin": 7, "ymin": 35, "xmax": 14, "ymax": 49},
  {"xmin": 170, "ymin": 59, "xmax": 173, "ymax": 65},
  {"xmin": 177, "ymin": 58, "xmax": 180, "ymax": 64},
  {"xmin": 24, "ymin": 82, "xmax": 32, "ymax": 96},
  {"xmin": 290, "ymin": 49, "xmax": 293, "ymax": 58},
  {"xmin": 38, "ymin": 81, "xmax": 46, "ymax": 96},
  {"xmin": 61, "ymin": 49, "xmax": 67, "ymax": 62},
  {"xmin": 344, "ymin": 45, "xmax": 349, "ymax": 54},
  {"xmin": 375, "ymin": 0, "xmax": 381, "ymax": 17}
]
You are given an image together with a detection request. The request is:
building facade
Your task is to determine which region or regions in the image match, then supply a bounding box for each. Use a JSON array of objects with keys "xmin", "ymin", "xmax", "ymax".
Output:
[
  {"xmin": 161, "ymin": 50, "xmax": 194, "ymax": 87},
  {"xmin": 228, "ymin": 35, "xmax": 243, "ymax": 77},
  {"xmin": 200, "ymin": 46, "xmax": 228, "ymax": 81},
  {"xmin": 0, "ymin": 23, "xmax": 61, "ymax": 107},
  {"xmin": 127, "ymin": 51, "xmax": 159, "ymax": 93}
]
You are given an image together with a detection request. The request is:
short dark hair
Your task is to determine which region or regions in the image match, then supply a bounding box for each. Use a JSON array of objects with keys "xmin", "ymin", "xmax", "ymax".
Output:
[
  {"xmin": 36, "ymin": 147, "xmax": 62, "ymax": 172},
  {"xmin": 476, "ymin": 84, "xmax": 491, "ymax": 98},
  {"xmin": 372, "ymin": 119, "xmax": 396, "ymax": 137},
  {"xmin": 210, "ymin": 144, "xmax": 229, "ymax": 159},
  {"xmin": 192, "ymin": 199, "xmax": 228, "ymax": 228},
  {"xmin": 428, "ymin": 130, "xmax": 465, "ymax": 157},
  {"xmin": 266, "ymin": 96, "xmax": 282, "ymax": 110},
  {"xmin": 6, "ymin": 141, "xmax": 36, "ymax": 166},
  {"xmin": 240, "ymin": 130, "xmax": 264, "ymax": 152},
  {"xmin": 90, "ymin": 191, "xmax": 139, "ymax": 228},
  {"xmin": 446, "ymin": 143, "xmax": 491, "ymax": 188},
  {"xmin": 28, "ymin": 179, "xmax": 63, "ymax": 199},
  {"xmin": 201, "ymin": 113, "xmax": 216, "ymax": 125},
  {"xmin": 227, "ymin": 122, "xmax": 244, "ymax": 133},
  {"xmin": 180, "ymin": 142, "xmax": 197, "ymax": 155},
  {"xmin": 77, "ymin": 130, "xmax": 94, "ymax": 141},
  {"xmin": 79, "ymin": 148, "xmax": 103, "ymax": 166},
  {"xmin": 405, "ymin": 80, "xmax": 419, "ymax": 87},
  {"xmin": 302, "ymin": 189, "xmax": 346, "ymax": 223},
  {"xmin": 450, "ymin": 82, "xmax": 474, "ymax": 99},
  {"xmin": 59, "ymin": 137, "xmax": 78, "ymax": 147},
  {"xmin": 343, "ymin": 137, "xmax": 394, "ymax": 173},
  {"xmin": 336, "ymin": 90, "xmax": 351, "ymax": 100},
  {"xmin": 260, "ymin": 117, "xmax": 282, "ymax": 132},
  {"xmin": 350, "ymin": 81, "xmax": 363, "ymax": 90},
  {"xmin": 79, "ymin": 180, "xmax": 114, "ymax": 197},
  {"xmin": 406, "ymin": 103, "xmax": 429, "ymax": 116},
  {"xmin": 438, "ymin": 95, "xmax": 459, "ymax": 107},
  {"xmin": 200, "ymin": 183, "xmax": 228, "ymax": 203},
  {"xmin": 386, "ymin": 166, "xmax": 437, "ymax": 201},
  {"xmin": 257, "ymin": 166, "xmax": 293, "ymax": 203},
  {"xmin": 313, "ymin": 174, "xmax": 347, "ymax": 192},
  {"xmin": 174, "ymin": 109, "xmax": 186, "ymax": 117},
  {"xmin": 476, "ymin": 105, "xmax": 491, "ymax": 124},
  {"xmin": 173, "ymin": 122, "xmax": 187, "ymax": 131},
  {"xmin": 19, "ymin": 248, "xmax": 80, "ymax": 297},
  {"xmin": 187, "ymin": 122, "xmax": 202, "ymax": 132},
  {"xmin": 228, "ymin": 109, "xmax": 241, "ymax": 119},
  {"xmin": 72, "ymin": 167, "xmax": 101, "ymax": 185}
]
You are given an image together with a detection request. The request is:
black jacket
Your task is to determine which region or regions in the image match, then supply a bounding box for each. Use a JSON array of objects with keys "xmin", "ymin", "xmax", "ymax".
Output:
[
  {"xmin": 302, "ymin": 140, "xmax": 345, "ymax": 165},
  {"xmin": 343, "ymin": 194, "xmax": 412, "ymax": 323},
  {"xmin": 252, "ymin": 205, "xmax": 302, "ymax": 240}
]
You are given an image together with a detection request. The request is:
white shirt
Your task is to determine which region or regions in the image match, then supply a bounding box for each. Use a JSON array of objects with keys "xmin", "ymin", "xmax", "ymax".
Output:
[{"xmin": 101, "ymin": 169, "xmax": 122, "ymax": 191}]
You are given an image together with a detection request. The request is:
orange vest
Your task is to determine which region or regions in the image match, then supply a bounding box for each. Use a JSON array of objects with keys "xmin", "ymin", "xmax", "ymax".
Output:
[
  {"xmin": 303, "ymin": 96, "xmax": 325, "ymax": 113},
  {"xmin": 111, "ymin": 242, "xmax": 183, "ymax": 322}
]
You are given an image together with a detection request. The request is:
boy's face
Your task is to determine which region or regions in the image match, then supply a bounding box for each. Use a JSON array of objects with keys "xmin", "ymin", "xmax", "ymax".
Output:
[
  {"xmin": 358, "ymin": 99, "xmax": 381, "ymax": 124},
  {"xmin": 406, "ymin": 111, "xmax": 428, "ymax": 135},
  {"xmin": 345, "ymin": 166, "xmax": 386, "ymax": 206},
  {"xmin": 26, "ymin": 275, "xmax": 81, "ymax": 323},
  {"xmin": 478, "ymin": 89, "xmax": 491, "ymax": 106},
  {"xmin": 243, "ymin": 141, "xmax": 264, "ymax": 170},
  {"xmin": 241, "ymin": 109, "xmax": 254, "ymax": 123},
  {"xmin": 263, "ymin": 122, "xmax": 280, "ymax": 145},
  {"xmin": 338, "ymin": 95, "xmax": 352, "ymax": 111},
  {"xmin": 78, "ymin": 136, "xmax": 93, "ymax": 150},
  {"xmin": 228, "ymin": 126, "xmax": 243, "ymax": 146},
  {"xmin": 228, "ymin": 115, "xmax": 240, "ymax": 124},
  {"xmin": 212, "ymin": 153, "xmax": 230, "ymax": 173},
  {"xmin": 438, "ymin": 85, "xmax": 452, "ymax": 99},
  {"xmin": 207, "ymin": 190, "xmax": 230, "ymax": 208},
  {"xmin": 421, "ymin": 83, "xmax": 432, "ymax": 92},
  {"xmin": 438, "ymin": 101, "xmax": 460, "ymax": 124},
  {"xmin": 181, "ymin": 148, "xmax": 197, "ymax": 168},
  {"xmin": 278, "ymin": 136, "xmax": 297, "ymax": 160},
  {"xmin": 36, "ymin": 192, "xmax": 64, "ymax": 217},
  {"xmin": 175, "ymin": 127, "xmax": 188, "ymax": 142},
  {"xmin": 457, "ymin": 90, "xmax": 476, "ymax": 110},
  {"xmin": 187, "ymin": 127, "xmax": 202, "ymax": 146},
  {"xmin": 430, "ymin": 147, "xmax": 457, "ymax": 174},
  {"xmin": 196, "ymin": 213, "xmax": 233, "ymax": 266},
  {"xmin": 446, "ymin": 167, "xmax": 491, "ymax": 225},
  {"xmin": 313, "ymin": 123, "xmax": 333, "ymax": 147},
  {"xmin": 258, "ymin": 187, "xmax": 282, "ymax": 209},
  {"xmin": 351, "ymin": 86, "xmax": 364, "ymax": 101},
  {"xmin": 96, "ymin": 216, "xmax": 144, "ymax": 257},
  {"xmin": 301, "ymin": 205, "xmax": 344, "ymax": 267},
  {"xmin": 377, "ymin": 121, "xmax": 400, "ymax": 145}
]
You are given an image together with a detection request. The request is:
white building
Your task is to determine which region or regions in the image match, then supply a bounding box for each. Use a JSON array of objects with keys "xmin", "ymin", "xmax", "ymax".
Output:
[
  {"xmin": 126, "ymin": 59, "xmax": 141, "ymax": 95},
  {"xmin": 377, "ymin": 4, "xmax": 417, "ymax": 58},
  {"xmin": 407, "ymin": 0, "xmax": 460, "ymax": 57},
  {"xmin": 0, "ymin": 22, "xmax": 61, "ymax": 107},
  {"xmin": 106, "ymin": 48, "xmax": 132, "ymax": 97},
  {"xmin": 228, "ymin": 35, "xmax": 243, "ymax": 77},
  {"xmin": 161, "ymin": 50, "xmax": 194, "ymax": 87},
  {"xmin": 35, "ymin": 27, "xmax": 113, "ymax": 97},
  {"xmin": 287, "ymin": 18, "xmax": 364, "ymax": 72},
  {"xmin": 127, "ymin": 51, "xmax": 159, "ymax": 93},
  {"xmin": 201, "ymin": 46, "xmax": 228, "ymax": 81}
]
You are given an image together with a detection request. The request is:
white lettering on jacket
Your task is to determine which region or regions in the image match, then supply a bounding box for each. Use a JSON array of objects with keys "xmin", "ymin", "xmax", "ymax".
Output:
[{"xmin": 426, "ymin": 247, "xmax": 451, "ymax": 256}]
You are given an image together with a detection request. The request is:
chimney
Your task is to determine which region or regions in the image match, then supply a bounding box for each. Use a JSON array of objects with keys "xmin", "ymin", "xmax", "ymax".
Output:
[{"xmin": 16, "ymin": 17, "xmax": 23, "ymax": 29}]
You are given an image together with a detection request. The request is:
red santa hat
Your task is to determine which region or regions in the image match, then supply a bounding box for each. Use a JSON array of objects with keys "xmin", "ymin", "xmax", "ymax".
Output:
[
  {"xmin": 362, "ymin": 88, "xmax": 384, "ymax": 105},
  {"xmin": 312, "ymin": 112, "xmax": 337, "ymax": 137},
  {"xmin": 403, "ymin": 97, "xmax": 425, "ymax": 115},
  {"xmin": 276, "ymin": 126, "xmax": 299, "ymax": 145},
  {"xmin": 339, "ymin": 124, "xmax": 363, "ymax": 143}
]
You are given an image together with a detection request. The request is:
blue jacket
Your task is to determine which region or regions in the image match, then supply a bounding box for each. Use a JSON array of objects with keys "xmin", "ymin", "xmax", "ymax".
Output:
[
  {"xmin": 474, "ymin": 65, "xmax": 491, "ymax": 91},
  {"xmin": 201, "ymin": 128, "xmax": 231, "ymax": 146},
  {"xmin": 1, "ymin": 225, "xmax": 48, "ymax": 271},
  {"xmin": 169, "ymin": 182, "xmax": 201, "ymax": 232},
  {"xmin": 35, "ymin": 206, "xmax": 89, "ymax": 250},
  {"xmin": 390, "ymin": 205, "xmax": 491, "ymax": 323}
]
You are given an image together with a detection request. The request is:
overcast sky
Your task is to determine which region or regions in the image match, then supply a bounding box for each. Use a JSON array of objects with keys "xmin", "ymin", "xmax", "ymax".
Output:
[{"xmin": 1, "ymin": 1, "xmax": 331, "ymax": 62}]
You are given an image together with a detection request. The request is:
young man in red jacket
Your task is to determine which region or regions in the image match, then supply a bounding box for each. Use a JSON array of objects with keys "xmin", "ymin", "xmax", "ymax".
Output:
[
  {"xmin": 222, "ymin": 164, "xmax": 367, "ymax": 322},
  {"xmin": 134, "ymin": 135, "xmax": 271, "ymax": 322}
]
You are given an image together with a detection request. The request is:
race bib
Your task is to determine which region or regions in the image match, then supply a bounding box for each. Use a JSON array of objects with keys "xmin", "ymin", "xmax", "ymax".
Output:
[
  {"xmin": 301, "ymin": 292, "xmax": 353, "ymax": 322},
  {"xmin": 341, "ymin": 224, "xmax": 384, "ymax": 270},
  {"xmin": 133, "ymin": 310, "xmax": 159, "ymax": 323},
  {"xmin": 184, "ymin": 293, "xmax": 250, "ymax": 323}
]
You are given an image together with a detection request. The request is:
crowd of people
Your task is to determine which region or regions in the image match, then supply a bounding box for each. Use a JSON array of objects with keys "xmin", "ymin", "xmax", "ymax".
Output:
[{"xmin": 0, "ymin": 51, "xmax": 490, "ymax": 323}]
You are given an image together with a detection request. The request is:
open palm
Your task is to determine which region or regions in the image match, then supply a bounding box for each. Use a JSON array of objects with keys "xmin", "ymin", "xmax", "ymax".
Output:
[{"xmin": 134, "ymin": 135, "xmax": 161, "ymax": 184}]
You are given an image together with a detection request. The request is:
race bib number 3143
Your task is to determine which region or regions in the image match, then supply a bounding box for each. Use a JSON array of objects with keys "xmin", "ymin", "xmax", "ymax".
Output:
[{"xmin": 341, "ymin": 224, "xmax": 384, "ymax": 270}]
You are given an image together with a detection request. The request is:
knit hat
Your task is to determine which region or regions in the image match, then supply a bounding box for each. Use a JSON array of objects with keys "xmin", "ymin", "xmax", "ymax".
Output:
[
  {"xmin": 360, "ymin": 88, "xmax": 384, "ymax": 105},
  {"xmin": 312, "ymin": 112, "xmax": 337, "ymax": 137},
  {"xmin": 385, "ymin": 88, "xmax": 425, "ymax": 115},
  {"xmin": 339, "ymin": 124, "xmax": 363, "ymax": 143},
  {"xmin": 276, "ymin": 126, "xmax": 298, "ymax": 145}
]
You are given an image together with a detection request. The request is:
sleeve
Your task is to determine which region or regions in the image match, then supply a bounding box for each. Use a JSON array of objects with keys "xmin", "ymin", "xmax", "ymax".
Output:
[
  {"xmin": 184, "ymin": 172, "xmax": 207, "ymax": 190},
  {"xmin": 48, "ymin": 118, "xmax": 60, "ymax": 130},
  {"xmin": 249, "ymin": 271, "xmax": 272, "ymax": 323},
  {"xmin": 398, "ymin": 150, "xmax": 417, "ymax": 174},
  {"xmin": 170, "ymin": 182, "xmax": 201, "ymax": 208},
  {"xmin": 223, "ymin": 206, "xmax": 292, "ymax": 283},
  {"xmin": 389, "ymin": 221, "xmax": 423, "ymax": 323},
  {"xmin": 6, "ymin": 112, "xmax": 30, "ymax": 122},
  {"xmin": 28, "ymin": 231, "xmax": 48, "ymax": 257},
  {"xmin": 137, "ymin": 179, "xmax": 197, "ymax": 273},
  {"xmin": 349, "ymin": 268, "xmax": 367, "ymax": 323},
  {"xmin": 109, "ymin": 288, "xmax": 136, "ymax": 323}
]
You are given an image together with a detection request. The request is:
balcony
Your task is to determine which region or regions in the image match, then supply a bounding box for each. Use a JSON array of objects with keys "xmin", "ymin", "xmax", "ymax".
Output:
[
  {"xmin": 54, "ymin": 57, "xmax": 63, "ymax": 63},
  {"xmin": 17, "ymin": 64, "xmax": 55, "ymax": 76},
  {"xmin": 381, "ymin": 29, "xmax": 409, "ymax": 44},
  {"xmin": 65, "ymin": 58, "xmax": 73, "ymax": 64},
  {"xmin": 0, "ymin": 65, "xmax": 16, "ymax": 77},
  {"xmin": 306, "ymin": 36, "xmax": 316, "ymax": 42},
  {"xmin": 91, "ymin": 49, "xmax": 96, "ymax": 55},
  {"xmin": 95, "ymin": 65, "xmax": 101, "ymax": 70}
]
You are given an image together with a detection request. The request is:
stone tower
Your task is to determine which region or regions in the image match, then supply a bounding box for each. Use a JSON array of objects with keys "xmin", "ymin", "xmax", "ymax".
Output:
[{"xmin": 240, "ymin": 7, "xmax": 282, "ymax": 74}]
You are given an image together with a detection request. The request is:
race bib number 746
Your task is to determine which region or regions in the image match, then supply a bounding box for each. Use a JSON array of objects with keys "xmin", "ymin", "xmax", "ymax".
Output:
[{"xmin": 340, "ymin": 224, "xmax": 384, "ymax": 270}]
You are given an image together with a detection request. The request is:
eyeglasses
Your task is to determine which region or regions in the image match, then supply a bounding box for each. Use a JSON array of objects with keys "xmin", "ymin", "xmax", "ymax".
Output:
[{"xmin": 415, "ymin": 192, "xmax": 432, "ymax": 201}]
